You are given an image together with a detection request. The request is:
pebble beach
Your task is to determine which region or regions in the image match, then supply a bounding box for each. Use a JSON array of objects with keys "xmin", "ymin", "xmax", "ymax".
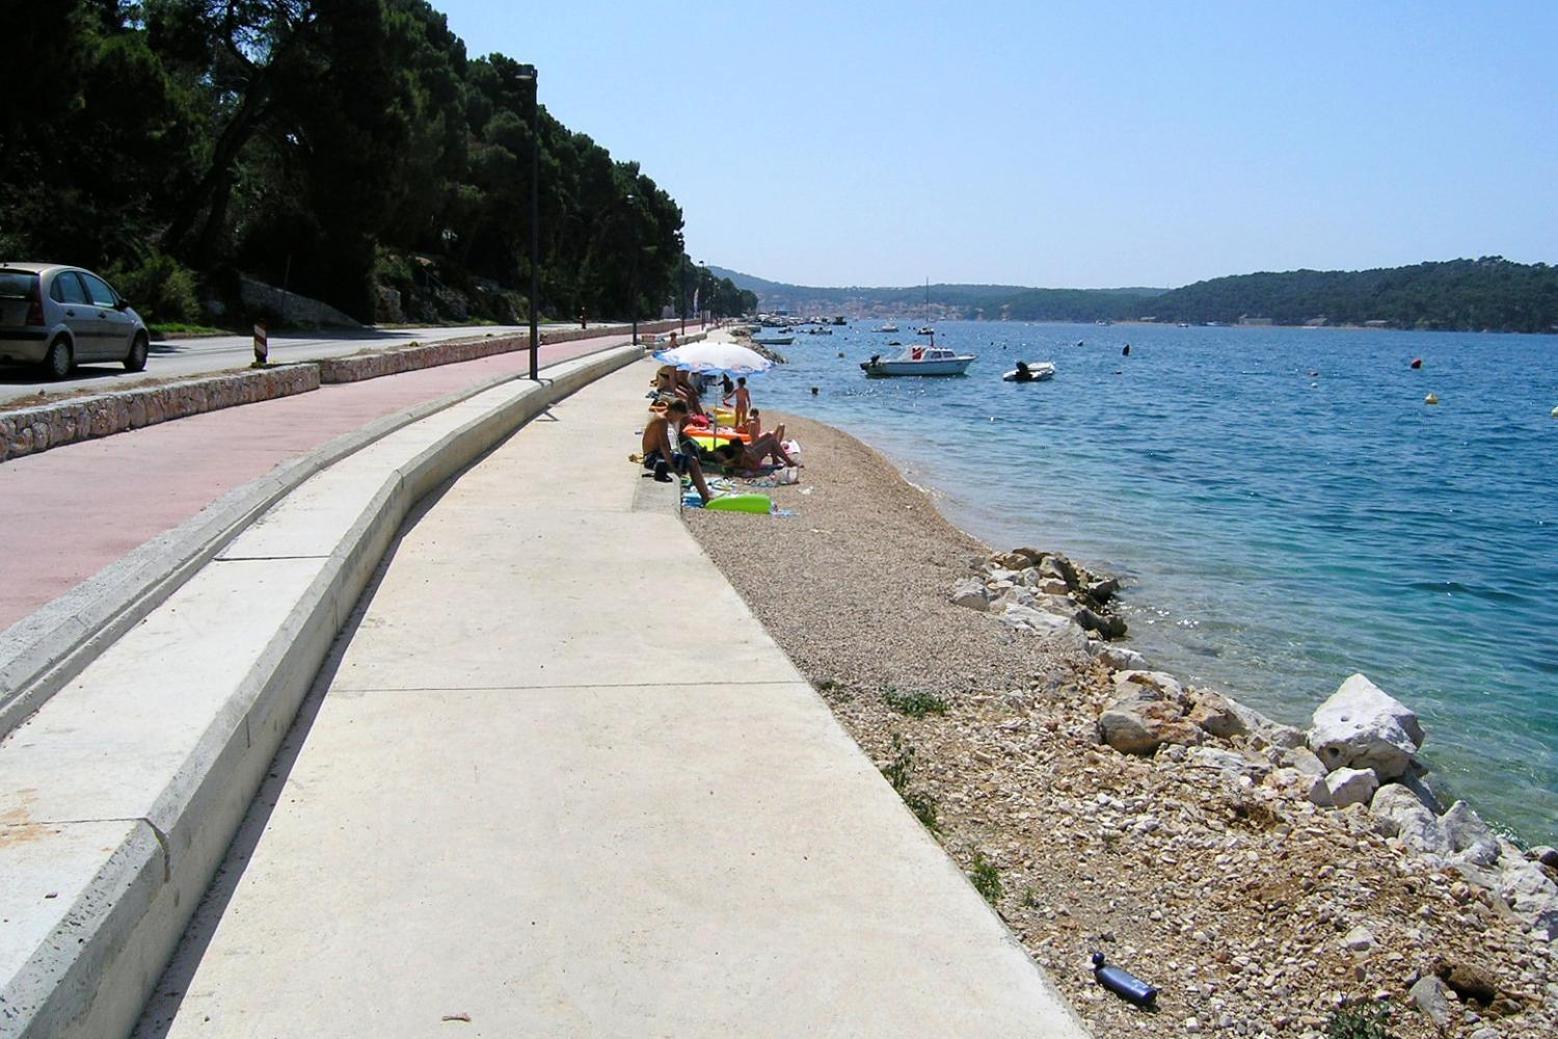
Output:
[{"xmin": 685, "ymin": 411, "xmax": 1557, "ymax": 1039}]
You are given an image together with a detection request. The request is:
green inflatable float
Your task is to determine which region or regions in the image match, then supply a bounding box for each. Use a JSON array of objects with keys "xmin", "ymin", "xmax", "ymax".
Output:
[{"xmin": 704, "ymin": 493, "xmax": 772, "ymax": 514}]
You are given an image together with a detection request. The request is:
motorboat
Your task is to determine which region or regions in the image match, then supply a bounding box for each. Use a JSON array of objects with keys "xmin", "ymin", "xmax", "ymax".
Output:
[
  {"xmin": 916, "ymin": 326, "xmax": 934, "ymax": 336},
  {"xmin": 873, "ymin": 322, "xmax": 899, "ymax": 333},
  {"xmin": 860, "ymin": 342, "xmax": 975, "ymax": 377},
  {"xmin": 1001, "ymin": 360, "xmax": 1056, "ymax": 383},
  {"xmin": 752, "ymin": 334, "xmax": 794, "ymax": 346}
]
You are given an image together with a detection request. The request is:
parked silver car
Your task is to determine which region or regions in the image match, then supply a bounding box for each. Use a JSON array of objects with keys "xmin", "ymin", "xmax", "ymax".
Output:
[{"xmin": 0, "ymin": 263, "xmax": 150, "ymax": 378}]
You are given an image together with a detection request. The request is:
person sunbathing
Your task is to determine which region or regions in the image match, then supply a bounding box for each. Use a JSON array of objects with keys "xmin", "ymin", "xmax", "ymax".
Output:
[
  {"xmin": 651, "ymin": 366, "xmax": 704, "ymax": 414},
  {"xmin": 709, "ymin": 432, "xmax": 801, "ymax": 474},
  {"xmin": 745, "ymin": 408, "xmax": 785, "ymax": 444},
  {"xmin": 642, "ymin": 399, "xmax": 712, "ymax": 503},
  {"xmin": 674, "ymin": 369, "xmax": 706, "ymax": 415}
]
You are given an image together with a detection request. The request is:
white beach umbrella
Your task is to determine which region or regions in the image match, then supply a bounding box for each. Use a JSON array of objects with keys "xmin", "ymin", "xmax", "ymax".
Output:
[{"xmin": 652, "ymin": 340, "xmax": 773, "ymax": 376}]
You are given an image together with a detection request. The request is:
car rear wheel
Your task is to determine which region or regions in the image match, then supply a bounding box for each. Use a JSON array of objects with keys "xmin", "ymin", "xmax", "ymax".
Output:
[
  {"xmin": 124, "ymin": 332, "xmax": 148, "ymax": 372},
  {"xmin": 44, "ymin": 338, "xmax": 73, "ymax": 380}
]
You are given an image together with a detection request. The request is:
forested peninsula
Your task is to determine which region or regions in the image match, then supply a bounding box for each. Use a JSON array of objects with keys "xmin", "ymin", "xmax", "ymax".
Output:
[
  {"xmin": 1, "ymin": 1, "xmax": 754, "ymax": 327},
  {"xmin": 723, "ymin": 258, "xmax": 1558, "ymax": 333}
]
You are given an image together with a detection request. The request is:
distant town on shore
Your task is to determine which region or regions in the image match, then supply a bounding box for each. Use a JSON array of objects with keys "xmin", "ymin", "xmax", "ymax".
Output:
[{"xmin": 713, "ymin": 256, "xmax": 1558, "ymax": 334}]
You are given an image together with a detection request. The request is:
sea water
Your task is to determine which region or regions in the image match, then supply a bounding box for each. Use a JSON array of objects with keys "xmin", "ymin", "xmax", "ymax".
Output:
[{"xmin": 751, "ymin": 320, "xmax": 1558, "ymax": 845}]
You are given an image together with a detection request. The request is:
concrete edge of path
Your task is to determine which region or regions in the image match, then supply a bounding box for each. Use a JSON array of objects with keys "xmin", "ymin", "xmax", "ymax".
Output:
[
  {"xmin": 0, "ymin": 341, "xmax": 639, "ymax": 740},
  {"xmin": 0, "ymin": 344, "xmax": 644, "ymax": 1039}
]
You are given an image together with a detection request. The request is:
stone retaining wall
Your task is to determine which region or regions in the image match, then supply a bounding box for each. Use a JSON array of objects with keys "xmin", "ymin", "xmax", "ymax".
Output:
[
  {"xmin": 0, "ymin": 365, "xmax": 320, "ymax": 463},
  {"xmin": 316, "ymin": 320, "xmax": 692, "ymax": 384}
]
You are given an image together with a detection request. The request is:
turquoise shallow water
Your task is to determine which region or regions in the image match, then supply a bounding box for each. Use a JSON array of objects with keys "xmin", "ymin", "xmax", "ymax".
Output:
[{"xmin": 753, "ymin": 320, "xmax": 1558, "ymax": 845}]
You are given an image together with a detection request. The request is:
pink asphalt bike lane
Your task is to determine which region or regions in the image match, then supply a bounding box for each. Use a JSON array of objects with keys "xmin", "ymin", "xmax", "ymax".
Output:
[{"xmin": 0, "ymin": 331, "xmax": 656, "ymax": 629}]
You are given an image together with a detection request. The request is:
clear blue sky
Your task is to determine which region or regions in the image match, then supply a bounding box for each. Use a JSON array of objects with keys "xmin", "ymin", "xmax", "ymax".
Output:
[{"xmin": 436, "ymin": 0, "xmax": 1556, "ymax": 289}]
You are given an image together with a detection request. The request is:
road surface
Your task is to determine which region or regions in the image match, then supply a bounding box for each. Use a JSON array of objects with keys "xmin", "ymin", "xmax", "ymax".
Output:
[{"xmin": 0, "ymin": 322, "xmax": 619, "ymax": 406}]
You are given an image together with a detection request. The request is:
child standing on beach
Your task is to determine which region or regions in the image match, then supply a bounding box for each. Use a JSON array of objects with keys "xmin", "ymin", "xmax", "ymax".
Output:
[{"xmin": 732, "ymin": 376, "xmax": 751, "ymax": 430}]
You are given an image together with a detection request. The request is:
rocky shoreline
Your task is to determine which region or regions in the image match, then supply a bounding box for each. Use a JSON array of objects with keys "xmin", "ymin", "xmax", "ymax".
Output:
[{"xmin": 684, "ymin": 412, "xmax": 1556, "ymax": 1038}]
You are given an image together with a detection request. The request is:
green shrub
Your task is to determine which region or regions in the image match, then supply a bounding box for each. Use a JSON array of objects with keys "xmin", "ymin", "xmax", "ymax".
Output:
[
  {"xmin": 968, "ymin": 852, "xmax": 1003, "ymax": 905},
  {"xmin": 880, "ymin": 739, "xmax": 939, "ymax": 832},
  {"xmin": 105, "ymin": 250, "xmax": 198, "ymax": 325},
  {"xmin": 883, "ymin": 687, "xmax": 949, "ymax": 718},
  {"xmin": 1324, "ymin": 1002, "xmax": 1395, "ymax": 1039}
]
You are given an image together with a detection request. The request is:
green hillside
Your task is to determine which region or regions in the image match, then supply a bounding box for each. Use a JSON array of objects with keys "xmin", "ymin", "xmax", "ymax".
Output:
[
  {"xmin": 708, "ymin": 267, "xmax": 1162, "ymax": 320},
  {"xmin": 1142, "ymin": 258, "xmax": 1558, "ymax": 332},
  {"xmin": 715, "ymin": 259, "xmax": 1558, "ymax": 332}
]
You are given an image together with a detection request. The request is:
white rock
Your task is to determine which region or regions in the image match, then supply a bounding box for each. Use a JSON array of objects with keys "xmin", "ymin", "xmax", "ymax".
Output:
[
  {"xmin": 1267, "ymin": 766, "xmax": 1332, "ymax": 806},
  {"xmin": 1325, "ymin": 767, "xmax": 1380, "ymax": 808},
  {"xmin": 1001, "ymin": 604, "xmax": 1089, "ymax": 650},
  {"xmin": 1369, "ymin": 784, "xmax": 1451, "ymax": 856},
  {"xmin": 1341, "ymin": 925, "xmax": 1374, "ymax": 951},
  {"xmin": 1215, "ymin": 696, "xmax": 1303, "ymax": 750},
  {"xmin": 1440, "ymin": 800, "xmax": 1500, "ymax": 867},
  {"xmin": 1113, "ymin": 670, "xmax": 1186, "ymax": 703},
  {"xmin": 1280, "ymin": 747, "xmax": 1328, "ymax": 777},
  {"xmin": 1086, "ymin": 640, "xmax": 1147, "ymax": 672},
  {"xmin": 1308, "ymin": 673, "xmax": 1424, "ymax": 780},
  {"xmin": 992, "ymin": 587, "xmax": 1038, "ymax": 610},
  {"xmin": 1397, "ymin": 770, "xmax": 1443, "ymax": 815},
  {"xmin": 1499, "ymin": 860, "xmax": 1558, "ymax": 940},
  {"xmin": 1187, "ymin": 746, "xmax": 1271, "ymax": 781},
  {"xmin": 950, "ymin": 577, "xmax": 993, "ymax": 611},
  {"xmin": 1409, "ymin": 975, "xmax": 1450, "ymax": 1028}
]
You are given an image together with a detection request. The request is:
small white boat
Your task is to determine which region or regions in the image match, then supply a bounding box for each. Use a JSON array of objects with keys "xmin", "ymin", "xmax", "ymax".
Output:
[
  {"xmin": 916, "ymin": 326, "xmax": 934, "ymax": 336},
  {"xmin": 752, "ymin": 334, "xmax": 794, "ymax": 346},
  {"xmin": 873, "ymin": 322, "xmax": 899, "ymax": 333},
  {"xmin": 1001, "ymin": 360, "xmax": 1056, "ymax": 383},
  {"xmin": 860, "ymin": 343, "xmax": 975, "ymax": 377}
]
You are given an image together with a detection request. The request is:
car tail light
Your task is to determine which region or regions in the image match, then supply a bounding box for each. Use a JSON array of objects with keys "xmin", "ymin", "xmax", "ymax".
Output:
[{"xmin": 26, "ymin": 283, "xmax": 44, "ymax": 326}]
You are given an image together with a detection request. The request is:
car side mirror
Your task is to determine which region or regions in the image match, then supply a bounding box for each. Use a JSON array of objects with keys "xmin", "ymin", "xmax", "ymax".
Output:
[{"xmin": 114, "ymin": 298, "xmax": 130, "ymax": 311}]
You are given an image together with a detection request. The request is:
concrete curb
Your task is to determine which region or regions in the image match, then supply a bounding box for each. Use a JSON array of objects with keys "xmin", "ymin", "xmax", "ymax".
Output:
[
  {"xmin": 0, "ymin": 365, "xmax": 320, "ymax": 464},
  {"xmin": 0, "ymin": 345, "xmax": 644, "ymax": 1039},
  {"xmin": 0, "ymin": 341, "xmax": 639, "ymax": 740}
]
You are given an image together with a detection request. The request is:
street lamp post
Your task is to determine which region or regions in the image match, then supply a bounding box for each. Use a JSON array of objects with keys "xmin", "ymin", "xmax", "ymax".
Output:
[
  {"xmin": 624, "ymin": 193, "xmax": 638, "ymax": 347},
  {"xmin": 699, "ymin": 261, "xmax": 707, "ymax": 328},
  {"xmin": 678, "ymin": 238, "xmax": 688, "ymax": 335},
  {"xmin": 517, "ymin": 64, "xmax": 540, "ymax": 380}
]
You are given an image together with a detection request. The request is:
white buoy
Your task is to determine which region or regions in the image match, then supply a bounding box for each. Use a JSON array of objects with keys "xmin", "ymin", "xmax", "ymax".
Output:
[
  {"xmin": 1551, "ymin": 405, "xmax": 1558, "ymax": 417},
  {"xmin": 1425, "ymin": 393, "xmax": 1440, "ymax": 405}
]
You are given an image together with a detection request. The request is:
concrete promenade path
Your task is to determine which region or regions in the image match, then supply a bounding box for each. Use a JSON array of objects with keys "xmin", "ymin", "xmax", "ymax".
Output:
[
  {"xmin": 132, "ymin": 359, "xmax": 1090, "ymax": 1037},
  {"xmin": 0, "ymin": 326, "xmax": 647, "ymax": 630}
]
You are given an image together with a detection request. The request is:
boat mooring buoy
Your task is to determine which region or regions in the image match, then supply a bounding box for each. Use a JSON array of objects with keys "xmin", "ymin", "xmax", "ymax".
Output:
[
  {"xmin": 1425, "ymin": 393, "xmax": 1440, "ymax": 405},
  {"xmin": 1411, "ymin": 357, "xmax": 1423, "ymax": 369},
  {"xmin": 810, "ymin": 386, "xmax": 819, "ymax": 396}
]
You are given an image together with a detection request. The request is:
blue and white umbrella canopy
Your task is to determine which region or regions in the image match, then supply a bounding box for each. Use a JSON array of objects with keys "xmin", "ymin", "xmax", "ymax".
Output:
[{"xmin": 653, "ymin": 341, "xmax": 773, "ymax": 377}]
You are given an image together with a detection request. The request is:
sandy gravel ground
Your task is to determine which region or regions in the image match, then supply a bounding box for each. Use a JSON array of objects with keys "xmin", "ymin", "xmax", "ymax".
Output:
[{"xmin": 685, "ymin": 412, "xmax": 1556, "ymax": 1039}]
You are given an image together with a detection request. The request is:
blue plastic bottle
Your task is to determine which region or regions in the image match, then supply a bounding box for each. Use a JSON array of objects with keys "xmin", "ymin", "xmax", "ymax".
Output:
[{"xmin": 1092, "ymin": 952, "xmax": 1157, "ymax": 1006}]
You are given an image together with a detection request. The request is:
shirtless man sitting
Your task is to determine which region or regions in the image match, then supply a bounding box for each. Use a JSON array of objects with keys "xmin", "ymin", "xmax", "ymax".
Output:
[{"xmin": 642, "ymin": 399, "xmax": 712, "ymax": 503}]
